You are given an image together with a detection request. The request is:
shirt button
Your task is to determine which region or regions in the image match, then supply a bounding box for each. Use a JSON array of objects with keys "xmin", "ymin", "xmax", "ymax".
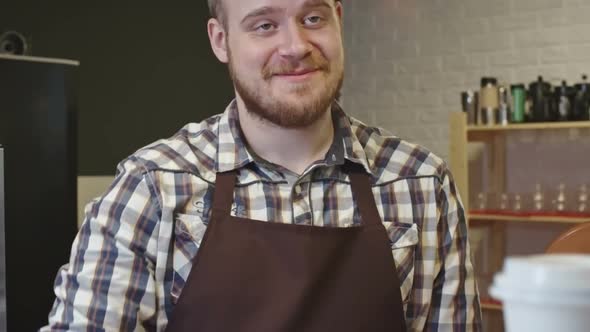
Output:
[{"xmin": 294, "ymin": 185, "xmax": 302, "ymax": 195}]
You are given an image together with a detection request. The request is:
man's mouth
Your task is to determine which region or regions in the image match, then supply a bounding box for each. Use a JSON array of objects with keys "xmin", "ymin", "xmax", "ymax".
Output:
[
  {"xmin": 272, "ymin": 68, "xmax": 322, "ymax": 83},
  {"xmin": 277, "ymin": 68, "xmax": 319, "ymax": 76}
]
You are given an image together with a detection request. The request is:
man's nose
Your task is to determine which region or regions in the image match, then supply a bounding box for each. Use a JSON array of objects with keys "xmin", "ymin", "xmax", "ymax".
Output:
[{"xmin": 277, "ymin": 22, "xmax": 312, "ymax": 61}]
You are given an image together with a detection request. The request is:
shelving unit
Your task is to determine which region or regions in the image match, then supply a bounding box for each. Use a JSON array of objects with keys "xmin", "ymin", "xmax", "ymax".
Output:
[
  {"xmin": 469, "ymin": 213, "xmax": 590, "ymax": 224},
  {"xmin": 449, "ymin": 112, "xmax": 590, "ymax": 331},
  {"xmin": 451, "ymin": 113, "xmax": 590, "ymax": 214},
  {"xmin": 467, "ymin": 121, "xmax": 590, "ymax": 131}
]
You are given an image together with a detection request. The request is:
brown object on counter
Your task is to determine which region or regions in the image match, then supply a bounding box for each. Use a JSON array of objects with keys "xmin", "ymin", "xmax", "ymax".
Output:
[{"xmin": 546, "ymin": 222, "xmax": 590, "ymax": 254}]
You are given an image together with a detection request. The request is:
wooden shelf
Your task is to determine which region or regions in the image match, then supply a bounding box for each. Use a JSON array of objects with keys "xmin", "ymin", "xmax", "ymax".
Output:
[
  {"xmin": 469, "ymin": 213, "xmax": 590, "ymax": 224},
  {"xmin": 467, "ymin": 121, "xmax": 590, "ymax": 132},
  {"xmin": 481, "ymin": 301, "xmax": 503, "ymax": 311}
]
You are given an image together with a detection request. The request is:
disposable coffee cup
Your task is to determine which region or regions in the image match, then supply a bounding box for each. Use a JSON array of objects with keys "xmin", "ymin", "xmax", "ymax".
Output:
[{"xmin": 490, "ymin": 254, "xmax": 590, "ymax": 332}]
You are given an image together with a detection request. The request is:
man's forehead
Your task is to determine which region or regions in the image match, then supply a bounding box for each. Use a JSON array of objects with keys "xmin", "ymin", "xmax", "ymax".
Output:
[{"xmin": 226, "ymin": 0, "xmax": 335, "ymax": 18}]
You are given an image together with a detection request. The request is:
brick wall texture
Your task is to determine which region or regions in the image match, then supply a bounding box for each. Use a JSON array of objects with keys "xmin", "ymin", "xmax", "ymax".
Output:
[{"xmin": 341, "ymin": 0, "xmax": 590, "ymax": 160}]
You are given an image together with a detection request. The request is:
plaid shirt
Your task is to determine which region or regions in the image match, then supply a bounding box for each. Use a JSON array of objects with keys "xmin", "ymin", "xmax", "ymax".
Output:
[{"xmin": 43, "ymin": 101, "xmax": 481, "ymax": 331}]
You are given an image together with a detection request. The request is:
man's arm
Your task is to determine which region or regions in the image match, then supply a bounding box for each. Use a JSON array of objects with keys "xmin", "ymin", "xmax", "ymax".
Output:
[
  {"xmin": 42, "ymin": 158, "xmax": 161, "ymax": 331},
  {"xmin": 425, "ymin": 167, "xmax": 482, "ymax": 331}
]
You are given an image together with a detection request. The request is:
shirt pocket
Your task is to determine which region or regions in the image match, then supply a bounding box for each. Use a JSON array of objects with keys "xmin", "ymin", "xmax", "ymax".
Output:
[
  {"xmin": 382, "ymin": 222, "xmax": 419, "ymax": 304},
  {"xmin": 171, "ymin": 213, "xmax": 208, "ymax": 304}
]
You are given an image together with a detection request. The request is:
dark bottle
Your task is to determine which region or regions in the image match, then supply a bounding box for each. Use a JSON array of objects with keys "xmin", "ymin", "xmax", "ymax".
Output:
[
  {"xmin": 554, "ymin": 81, "xmax": 574, "ymax": 121},
  {"xmin": 528, "ymin": 76, "xmax": 552, "ymax": 122},
  {"xmin": 572, "ymin": 75, "xmax": 590, "ymax": 121}
]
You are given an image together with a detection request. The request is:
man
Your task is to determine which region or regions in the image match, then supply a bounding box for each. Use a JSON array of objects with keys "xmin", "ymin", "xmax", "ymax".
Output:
[{"xmin": 44, "ymin": 0, "xmax": 481, "ymax": 330}]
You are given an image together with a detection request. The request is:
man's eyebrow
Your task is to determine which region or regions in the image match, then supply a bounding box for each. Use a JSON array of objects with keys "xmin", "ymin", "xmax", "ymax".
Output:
[
  {"xmin": 240, "ymin": 6, "xmax": 283, "ymax": 25},
  {"xmin": 301, "ymin": 0, "xmax": 333, "ymax": 10},
  {"xmin": 240, "ymin": 0, "xmax": 333, "ymax": 25}
]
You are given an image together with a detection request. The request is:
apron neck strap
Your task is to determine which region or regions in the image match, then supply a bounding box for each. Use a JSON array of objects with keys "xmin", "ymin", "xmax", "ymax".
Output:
[
  {"xmin": 211, "ymin": 171, "xmax": 237, "ymax": 219},
  {"xmin": 343, "ymin": 162, "xmax": 381, "ymax": 226}
]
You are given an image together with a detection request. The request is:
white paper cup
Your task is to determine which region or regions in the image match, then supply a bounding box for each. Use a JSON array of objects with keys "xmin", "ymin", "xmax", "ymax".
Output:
[{"xmin": 490, "ymin": 254, "xmax": 590, "ymax": 332}]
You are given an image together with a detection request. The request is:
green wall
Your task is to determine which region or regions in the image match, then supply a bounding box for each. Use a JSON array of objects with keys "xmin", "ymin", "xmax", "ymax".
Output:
[{"xmin": 2, "ymin": 1, "xmax": 234, "ymax": 174}]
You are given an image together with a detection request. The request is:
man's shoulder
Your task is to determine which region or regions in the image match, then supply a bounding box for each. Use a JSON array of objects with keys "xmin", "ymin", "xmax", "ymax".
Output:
[
  {"xmin": 117, "ymin": 113, "xmax": 223, "ymax": 181},
  {"xmin": 348, "ymin": 116, "xmax": 448, "ymax": 184}
]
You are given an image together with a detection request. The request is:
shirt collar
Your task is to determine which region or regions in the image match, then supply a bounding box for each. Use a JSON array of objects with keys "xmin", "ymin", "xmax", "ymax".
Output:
[
  {"xmin": 216, "ymin": 100, "xmax": 255, "ymax": 173},
  {"xmin": 215, "ymin": 99, "xmax": 374, "ymax": 178},
  {"xmin": 331, "ymin": 102, "xmax": 373, "ymax": 177}
]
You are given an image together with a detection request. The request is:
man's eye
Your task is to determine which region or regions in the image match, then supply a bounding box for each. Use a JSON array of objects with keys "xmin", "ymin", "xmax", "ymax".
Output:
[
  {"xmin": 304, "ymin": 16, "xmax": 322, "ymax": 25},
  {"xmin": 256, "ymin": 23, "xmax": 275, "ymax": 32}
]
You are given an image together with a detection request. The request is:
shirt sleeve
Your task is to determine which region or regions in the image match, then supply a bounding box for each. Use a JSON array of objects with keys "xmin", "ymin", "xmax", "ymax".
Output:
[
  {"xmin": 41, "ymin": 158, "xmax": 162, "ymax": 331},
  {"xmin": 425, "ymin": 167, "xmax": 483, "ymax": 331}
]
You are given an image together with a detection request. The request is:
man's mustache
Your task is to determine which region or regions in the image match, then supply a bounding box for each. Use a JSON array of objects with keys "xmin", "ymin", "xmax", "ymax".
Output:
[{"xmin": 262, "ymin": 56, "xmax": 330, "ymax": 79}]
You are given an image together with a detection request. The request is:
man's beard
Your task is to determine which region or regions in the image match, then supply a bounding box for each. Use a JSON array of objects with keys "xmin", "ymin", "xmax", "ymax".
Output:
[{"xmin": 228, "ymin": 48, "xmax": 344, "ymax": 128}]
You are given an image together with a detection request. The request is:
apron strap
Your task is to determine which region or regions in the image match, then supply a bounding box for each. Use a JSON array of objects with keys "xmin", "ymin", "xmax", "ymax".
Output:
[
  {"xmin": 344, "ymin": 162, "xmax": 382, "ymax": 226},
  {"xmin": 211, "ymin": 171, "xmax": 237, "ymax": 219}
]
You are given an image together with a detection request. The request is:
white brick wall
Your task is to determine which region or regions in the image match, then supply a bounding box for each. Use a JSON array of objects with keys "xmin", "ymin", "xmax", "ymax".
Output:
[{"xmin": 341, "ymin": 0, "xmax": 590, "ymax": 160}]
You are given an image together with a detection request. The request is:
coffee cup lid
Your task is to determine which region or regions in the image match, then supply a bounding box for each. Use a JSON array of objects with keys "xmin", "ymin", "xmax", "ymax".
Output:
[{"xmin": 494, "ymin": 254, "xmax": 590, "ymax": 291}]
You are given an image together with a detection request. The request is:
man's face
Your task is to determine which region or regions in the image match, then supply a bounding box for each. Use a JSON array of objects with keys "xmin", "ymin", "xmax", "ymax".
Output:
[{"xmin": 214, "ymin": 0, "xmax": 344, "ymax": 128}]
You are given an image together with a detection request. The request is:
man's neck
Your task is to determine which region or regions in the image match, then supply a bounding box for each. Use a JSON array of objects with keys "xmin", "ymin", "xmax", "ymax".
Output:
[{"xmin": 236, "ymin": 102, "xmax": 335, "ymax": 175}]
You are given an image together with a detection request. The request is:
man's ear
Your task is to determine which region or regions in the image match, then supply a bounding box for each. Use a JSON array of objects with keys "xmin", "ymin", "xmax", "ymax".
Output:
[
  {"xmin": 335, "ymin": 1, "xmax": 343, "ymax": 27},
  {"xmin": 208, "ymin": 18, "xmax": 228, "ymax": 63}
]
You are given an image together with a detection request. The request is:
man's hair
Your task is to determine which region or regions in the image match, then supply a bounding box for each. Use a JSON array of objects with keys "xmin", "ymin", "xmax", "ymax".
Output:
[{"xmin": 207, "ymin": 0, "xmax": 225, "ymax": 26}]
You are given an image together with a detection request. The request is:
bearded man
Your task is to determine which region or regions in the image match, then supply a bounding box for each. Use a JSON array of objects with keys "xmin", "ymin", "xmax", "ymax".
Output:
[{"xmin": 43, "ymin": 0, "xmax": 482, "ymax": 331}]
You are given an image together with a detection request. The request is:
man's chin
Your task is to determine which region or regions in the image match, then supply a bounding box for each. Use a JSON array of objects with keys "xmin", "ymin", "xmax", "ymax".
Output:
[
  {"xmin": 270, "ymin": 82, "xmax": 314, "ymax": 96},
  {"xmin": 246, "ymin": 96, "xmax": 330, "ymax": 128},
  {"xmin": 274, "ymin": 96, "xmax": 325, "ymax": 113},
  {"xmin": 271, "ymin": 83, "xmax": 329, "ymax": 101}
]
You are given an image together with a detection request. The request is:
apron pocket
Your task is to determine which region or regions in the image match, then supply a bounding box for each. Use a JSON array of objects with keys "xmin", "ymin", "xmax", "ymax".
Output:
[
  {"xmin": 171, "ymin": 213, "xmax": 208, "ymax": 303},
  {"xmin": 383, "ymin": 222, "xmax": 419, "ymax": 304}
]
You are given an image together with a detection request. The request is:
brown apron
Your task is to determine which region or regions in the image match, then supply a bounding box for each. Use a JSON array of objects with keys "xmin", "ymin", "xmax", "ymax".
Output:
[{"xmin": 166, "ymin": 163, "xmax": 407, "ymax": 331}]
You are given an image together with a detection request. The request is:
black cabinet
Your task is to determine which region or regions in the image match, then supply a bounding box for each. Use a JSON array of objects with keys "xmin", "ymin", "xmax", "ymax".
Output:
[
  {"xmin": 0, "ymin": 55, "xmax": 78, "ymax": 331},
  {"xmin": 0, "ymin": 146, "xmax": 6, "ymax": 332}
]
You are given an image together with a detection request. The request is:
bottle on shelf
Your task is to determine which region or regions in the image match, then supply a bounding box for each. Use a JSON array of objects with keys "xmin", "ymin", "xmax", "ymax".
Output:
[
  {"xmin": 554, "ymin": 81, "xmax": 574, "ymax": 122},
  {"xmin": 573, "ymin": 75, "xmax": 590, "ymax": 121},
  {"xmin": 529, "ymin": 76, "xmax": 553, "ymax": 122},
  {"xmin": 510, "ymin": 84, "xmax": 526, "ymax": 123},
  {"xmin": 479, "ymin": 77, "xmax": 499, "ymax": 126},
  {"xmin": 498, "ymin": 85, "xmax": 510, "ymax": 126},
  {"xmin": 578, "ymin": 184, "xmax": 588, "ymax": 213},
  {"xmin": 533, "ymin": 183, "xmax": 545, "ymax": 212}
]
